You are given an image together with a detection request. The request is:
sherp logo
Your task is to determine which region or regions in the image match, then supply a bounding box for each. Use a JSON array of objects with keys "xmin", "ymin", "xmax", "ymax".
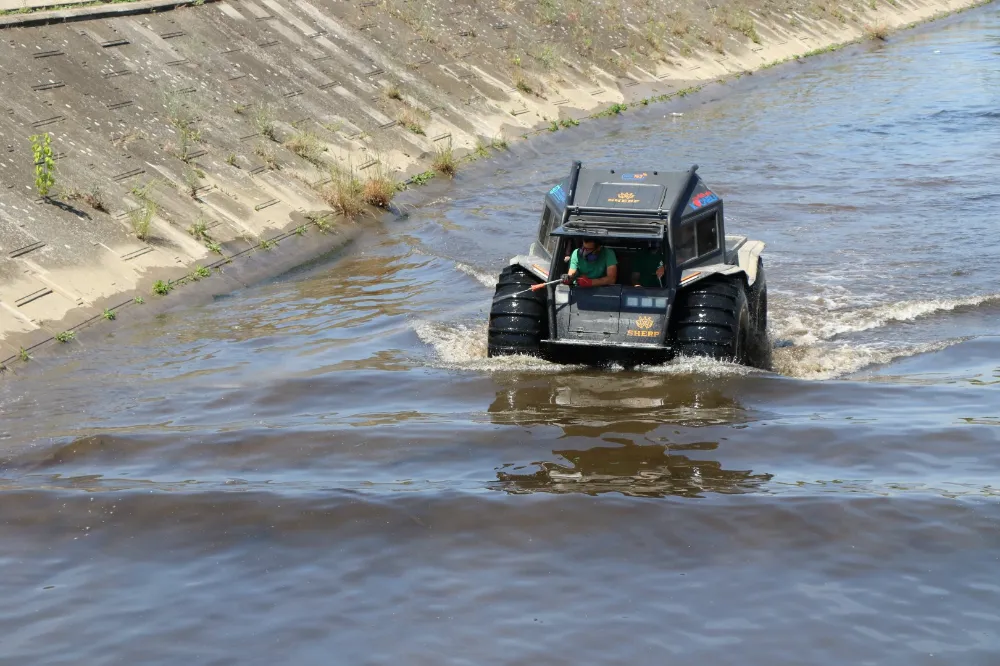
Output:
[{"xmin": 635, "ymin": 315, "xmax": 654, "ymax": 329}]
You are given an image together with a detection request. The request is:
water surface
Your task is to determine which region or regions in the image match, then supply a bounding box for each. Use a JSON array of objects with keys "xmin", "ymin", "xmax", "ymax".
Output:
[{"xmin": 2, "ymin": 8, "xmax": 1000, "ymax": 665}]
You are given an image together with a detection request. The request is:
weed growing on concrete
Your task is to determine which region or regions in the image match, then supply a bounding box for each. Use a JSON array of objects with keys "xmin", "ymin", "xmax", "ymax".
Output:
[
  {"xmin": 102, "ymin": 308, "xmax": 116, "ymax": 321},
  {"xmin": 152, "ymin": 280, "xmax": 171, "ymax": 296},
  {"xmin": 398, "ymin": 108, "xmax": 426, "ymax": 135},
  {"xmin": 323, "ymin": 165, "xmax": 366, "ymax": 219},
  {"xmin": 254, "ymin": 144, "xmax": 280, "ymax": 170},
  {"xmin": 410, "ymin": 170, "xmax": 435, "ymax": 186},
  {"xmin": 30, "ymin": 132, "xmax": 56, "ymax": 198},
  {"xmin": 431, "ymin": 140, "xmax": 457, "ymax": 178},
  {"xmin": 189, "ymin": 217, "xmax": 209, "ymax": 241},
  {"xmin": 284, "ymin": 131, "xmax": 325, "ymax": 165},
  {"xmin": 514, "ymin": 75, "xmax": 534, "ymax": 95},
  {"xmin": 534, "ymin": 45, "xmax": 558, "ymax": 69},
  {"xmin": 864, "ymin": 21, "xmax": 889, "ymax": 40},
  {"xmin": 226, "ymin": 152, "xmax": 238, "ymax": 167},
  {"xmin": 384, "ymin": 84, "xmax": 403, "ymax": 101},
  {"xmin": 724, "ymin": 9, "xmax": 761, "ymax": 43},
  {"xmin": 193, "ymin": 265, "xmax": 211, "ymax": 279},
  {"xmin": 253, "ymin": 104, "xmax": 277, "ymax": 141},
  {"xmin": 362, "ymin": 160, "xmax": 398, "ymax": 209},
  {"xmin": 19, "ymin": 347, "xmax": 30, "ymax": 362},
  {"xmin": 592, "ymin": 103, "xmax": 628, "ymax": 119},
  {"xmin": 206, "ymin": 240, "xmax": 223, "ymax": 254},
  {"xmin": 306, "ymin": 211, "xmax": 333, "ymax": 232},
  {"xmin": 491, "ymin": 132, "xmax": 509, "ymax": 150},
  {"xmin": 259, "ymin": 237, "xmax": 277, "ymax": 251},
  {"xmin": 183, "ymin": 167, "xmax": 201, "ymax": 198},
  {"xmin": 128, "ymin": 200, "xmax": 157, "ymax": 241},
  {"xmin": 548, "ymin": 120, "xmax": 559, "ymax": 132},
  {"xmin": 559, "ymin": 118, "xmax": 580, "ymax": 128},
  {"xmin": 295, "ymin": 225, "xmax": 307, "ymax": 236},
  {"xmin": 473, "ymin": 139, "xmax": 491, "ymax": 159},
  {"xmin": 54, "ymin": 331, "xmax": 74, "ymax": 343},
  {"xmin": 233, "ymin": 102, "xmax": 246, "ymax": 115}
]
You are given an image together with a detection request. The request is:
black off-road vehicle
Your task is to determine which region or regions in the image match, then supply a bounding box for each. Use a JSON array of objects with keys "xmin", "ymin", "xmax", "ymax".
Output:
[{"xmin": 487, "ymin": 161, "xmax": 768, "ymax": 367}]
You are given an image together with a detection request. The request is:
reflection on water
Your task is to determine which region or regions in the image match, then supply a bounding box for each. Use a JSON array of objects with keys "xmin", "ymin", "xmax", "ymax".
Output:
[{"xmin": 493, "ymin": 443, "xmax": 774, "ymax": 498}]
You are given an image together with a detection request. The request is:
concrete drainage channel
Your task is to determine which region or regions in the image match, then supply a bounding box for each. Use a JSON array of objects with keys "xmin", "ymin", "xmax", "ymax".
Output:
[{"xmin": 0, "ymin": 0, "xmax": 987, "ymax": 375}]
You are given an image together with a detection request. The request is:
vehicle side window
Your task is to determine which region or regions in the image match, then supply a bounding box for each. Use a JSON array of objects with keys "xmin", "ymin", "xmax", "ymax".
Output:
[
  {"xmin": 538, "ymin": 206, "xmax": 553, "ymax": 245},
  {"xmin": 696, "ymin": 214, "xmax": 719, "ymax": 256},
  {"xmin": 675, "ymin": 223, "xmax": 695, "ymax": 264}
]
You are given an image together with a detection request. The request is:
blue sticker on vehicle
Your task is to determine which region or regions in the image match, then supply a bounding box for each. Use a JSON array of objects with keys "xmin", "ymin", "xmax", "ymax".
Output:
[
  {"xmin": 549, "ymin": 184, "xmax": 566, "ymax": 203},
  {"xmin": 622, "ymin": 172, "xmax": 648, "ymax": 181},
  {"xmin": 689, "ymin": 189, "xmax": 719, "ymax": 209}
]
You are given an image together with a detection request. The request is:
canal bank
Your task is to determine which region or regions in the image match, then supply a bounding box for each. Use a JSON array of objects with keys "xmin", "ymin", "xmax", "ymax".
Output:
[{"xmin": 0, "ymin": 0, "xmax": 991, "ymax": 371}]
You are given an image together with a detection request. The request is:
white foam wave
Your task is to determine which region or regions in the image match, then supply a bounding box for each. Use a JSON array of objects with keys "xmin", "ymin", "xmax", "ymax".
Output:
[
  {"xmin": 455, "ymin": 263, "xmax": 497, "ymax": 289},
  {"xmin": 413, "ymin": 320, "xmax": 564, "ymax": 372},
  {"xmin": 772, "ymin": 293, "xmax": 1000, "ymax": 346},
  {"xmin": 772, "ymin": 340, "xmax": 958, "ymax": 381}
]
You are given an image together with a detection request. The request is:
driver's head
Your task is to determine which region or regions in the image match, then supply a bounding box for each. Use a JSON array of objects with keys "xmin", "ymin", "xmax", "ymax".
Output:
[{"xmin": 580, "ymin": 238, "xmax": 600, "ymax": 260}]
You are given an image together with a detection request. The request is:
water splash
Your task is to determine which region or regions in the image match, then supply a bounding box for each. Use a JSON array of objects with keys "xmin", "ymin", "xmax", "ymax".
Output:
[{"xmin": 455, "ymin": 263, "xmax": 498, "ymax": 289}]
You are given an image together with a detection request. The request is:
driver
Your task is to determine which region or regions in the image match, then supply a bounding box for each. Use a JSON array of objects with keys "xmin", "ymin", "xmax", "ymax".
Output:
[{"xmin": 562, "ymin": 238, "xmax": 617, "ymax": 288}]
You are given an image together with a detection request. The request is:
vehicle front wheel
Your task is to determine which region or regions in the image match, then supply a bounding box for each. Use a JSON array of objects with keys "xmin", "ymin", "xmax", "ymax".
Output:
[
  {"xmin": 672, "ymin": 276, "xmax": 750, "ymax": 364},
  {"xmin": 487, "ymin": 265, "xmax": 548, "ymax": 358}
]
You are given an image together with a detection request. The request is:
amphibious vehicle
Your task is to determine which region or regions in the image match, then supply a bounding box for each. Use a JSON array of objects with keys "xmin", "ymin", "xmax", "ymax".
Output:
[{"xmin": 486, "ymin": 161, "xmax": 768, "ymax": 367}]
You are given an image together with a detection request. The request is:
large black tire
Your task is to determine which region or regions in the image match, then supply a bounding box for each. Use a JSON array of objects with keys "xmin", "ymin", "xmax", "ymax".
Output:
[
  {"xmin": 672, "ymin": 276, "xmax": 750, "ymax": 364},
  {"xmin": 487, "ymin": 265, "xmax": 548, "ymax": 358}
]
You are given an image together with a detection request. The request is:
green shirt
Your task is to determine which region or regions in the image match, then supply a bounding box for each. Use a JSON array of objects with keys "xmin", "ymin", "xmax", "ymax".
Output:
[
  {"xmin": 570, "ymin": 247, "xmax": 617, "ymax": 280},
  {"xmin": 632, "ymin": 251, "xmax": 665, "ymax": 287}
]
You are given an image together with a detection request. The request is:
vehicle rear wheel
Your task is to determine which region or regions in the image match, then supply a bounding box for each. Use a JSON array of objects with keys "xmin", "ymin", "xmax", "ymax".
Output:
[
  {"xmin": 672, "ymin": 276, "xmax": 750, "ymax": 364},
  {"xmin": 487, "ymin": 265, "xmax": 549, "ymax": 358}
]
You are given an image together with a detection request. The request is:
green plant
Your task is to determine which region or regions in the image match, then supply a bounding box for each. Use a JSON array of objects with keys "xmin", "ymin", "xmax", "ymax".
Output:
[
  {"xmin": 473, "ymin": 139, "xmax": 490, "ymax": 159},
  {"xmin": 189, "ymin": 217, "xmax": 209, "ymax": 241},
  {"xmin": 102, "ymin": 308, "xmax": 116, "ymax": 320},
  {"xmin": 54, "ymin": 330, "xmax": 74, "ymax": 343},
  {"xmin": 398, "ymin": 107, "xmax": 426, "ymax": 135},
  {"xmin": 206, "ymin": 240, "xmax": 223, "ymax": 254},
  {"xmin": 253, "ymin": 103, "xmax": 277, "ymax": 141},
  {"xmin": 192, "ymin": 265, "xmax": 211, "ymax": 279},
  {"xmin": 491, "ymin": 132, "xmax": 509, "ymax": 150},
  {"xmin": 295, "ymin": 225, "xmax": 308, "ymax": 236},
  {"xmin": 134, "ymin": 296, "xmax": 145, "ymax": 304},
  {"xmin": 514, "ymin": 75, "xmax": 533, "ymax": 95},
  {"xmin": 559, "ymin": 118, "xmax": 580, "ymax": 127},
  {"xmin": 592, "ymin": 103, "xmax": 628, "ymax": 118},
  {"xmin": 30, "ymin": 133, "xmax": 56, "ymax": 198},
  {"xmin": 234, "ymin": 102, "xmax": 246, "ymax": 114},
  {"xmin": 726, "ymin": 9, "xmax": 761, "ymax": 44},
  {"xmin": 410, "ymin": 170, "xmax": 435, "ymax": 186},
  {"xmin": 534, "ymin": 45, "xmax": 557, "ymax": 69},
  {"xmin": 259, "ymin": 237, "xmax": 277, "ymax": 250},
  {"xmin": 128, "ymin": 199, "xmax": 157, "ymax": 240},
  {"xmin": 226, "ymin": 152, "xmax": 238, "ymax": 166},
  {"xmin": 152, "ymin": 280, "xmax": 171, "ymax": 295},
  {"xmin": 548, "ymin": 120, "xmax": 559, "ymax": 132},
  {"xmin": 431, "ymin": 140, "xmax": 457, "ymax": 177},
  {"xmin": 19, "ymin": 347, "xmax": 30, "ymax": 362},
  {"xmin": 284, "ymin": 131, "xmax": 325, "ymax": 165},
  {"xmin": 183, "ymin": 167, "xmax": 201, "ymax": 197}
]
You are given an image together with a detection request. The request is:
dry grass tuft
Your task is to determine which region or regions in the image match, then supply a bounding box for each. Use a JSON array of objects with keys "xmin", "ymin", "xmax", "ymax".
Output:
[
  {"xmin": 284, "ymin": 130, "xmax": 325, "ymax": 165},
  {"xmin": 864, "ymin": 21, "xmax": 890, "ymax": 40},
  {"xmin": 362, "ymin": 160, "xmax": 398, "ymax": 209}
]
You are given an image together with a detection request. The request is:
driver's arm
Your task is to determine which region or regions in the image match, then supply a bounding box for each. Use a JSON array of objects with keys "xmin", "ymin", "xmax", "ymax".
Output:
[{"xmin": 592, "ymin": 263, "xmax": 617, "ymax": 287}]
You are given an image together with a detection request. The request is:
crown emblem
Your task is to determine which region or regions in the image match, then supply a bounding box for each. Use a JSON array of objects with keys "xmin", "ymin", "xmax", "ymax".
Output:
[{"xmin": 635, "ymin": 315, "xmax": 654, "ymax": 329}]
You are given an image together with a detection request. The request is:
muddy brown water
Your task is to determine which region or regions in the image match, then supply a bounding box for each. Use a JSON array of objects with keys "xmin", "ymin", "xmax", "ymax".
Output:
[{"xmin": 3, "ymin": 10, "xmax": 1000, "ymax": 665}]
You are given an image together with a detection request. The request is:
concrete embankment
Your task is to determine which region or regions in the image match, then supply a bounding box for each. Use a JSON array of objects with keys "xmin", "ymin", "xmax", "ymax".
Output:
[{"xmin": 0, "ymin": 0, "xmax": 987, "ymax": 369}]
